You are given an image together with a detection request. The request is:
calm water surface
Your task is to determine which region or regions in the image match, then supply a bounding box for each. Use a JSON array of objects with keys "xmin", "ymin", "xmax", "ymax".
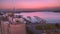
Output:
[{"xmin": 15, "ymin": 12, "xmax": 60, "ymax": 23}]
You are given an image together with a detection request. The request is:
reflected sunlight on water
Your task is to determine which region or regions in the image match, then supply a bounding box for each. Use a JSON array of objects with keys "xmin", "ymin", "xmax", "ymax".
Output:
[{"xmin": 15, "ymin": 12, "xmax": 60, "ymax": 23}]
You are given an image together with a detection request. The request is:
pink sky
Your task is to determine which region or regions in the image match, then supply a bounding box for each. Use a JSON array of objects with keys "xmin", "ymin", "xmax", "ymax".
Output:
[{"xmin": 0, "ymin": 0, "xmax": 60, "ymax": 9}]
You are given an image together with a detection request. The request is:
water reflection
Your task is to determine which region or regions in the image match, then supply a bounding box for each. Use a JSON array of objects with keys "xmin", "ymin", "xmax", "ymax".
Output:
[{"xmin": 15, "ymin": 12, "xmax": 60, "ymax": 23}]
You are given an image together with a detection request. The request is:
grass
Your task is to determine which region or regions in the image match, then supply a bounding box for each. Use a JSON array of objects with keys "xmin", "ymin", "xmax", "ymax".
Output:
[{"xmin": 35, "ymin": 24, "xmax": 60, "ymax": 30}]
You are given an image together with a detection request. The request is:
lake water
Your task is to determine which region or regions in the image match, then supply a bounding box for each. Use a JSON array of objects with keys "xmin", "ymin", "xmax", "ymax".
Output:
[{"xmin": 15, "ymin": 12, "xmax": 60, "ymax": 23}]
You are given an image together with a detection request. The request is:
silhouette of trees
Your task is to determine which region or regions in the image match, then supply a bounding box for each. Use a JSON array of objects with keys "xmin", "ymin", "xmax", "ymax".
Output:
[
  {"xmin": 55, "ymin": 23, "xmax": 60, "ymax": 29},
  {"xmin": 53, "ymin": 10, "xmax": 60, "ymax": 12}
]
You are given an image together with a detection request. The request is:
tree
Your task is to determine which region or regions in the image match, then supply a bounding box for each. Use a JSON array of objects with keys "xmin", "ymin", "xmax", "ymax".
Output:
[{"xmin": 55, "ymin": 23, "xmax": 60, "ymax": 27}]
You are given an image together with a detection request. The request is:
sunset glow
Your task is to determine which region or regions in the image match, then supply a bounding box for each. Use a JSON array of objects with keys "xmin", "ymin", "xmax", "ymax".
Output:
[{"xmin": 0, "ymin": 0, "xmax": 60, "ymax": 9}]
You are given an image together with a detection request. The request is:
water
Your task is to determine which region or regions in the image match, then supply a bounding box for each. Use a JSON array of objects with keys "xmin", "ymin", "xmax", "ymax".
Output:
[{"xmin": 15, "ymin": 12, "xmax": 60, "ymax": 23}]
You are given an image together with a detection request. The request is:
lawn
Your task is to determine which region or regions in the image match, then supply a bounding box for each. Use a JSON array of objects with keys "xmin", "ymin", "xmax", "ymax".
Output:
[{"xmin": 35, "ymin": 24, "xmax": 60, "ymax": 30}]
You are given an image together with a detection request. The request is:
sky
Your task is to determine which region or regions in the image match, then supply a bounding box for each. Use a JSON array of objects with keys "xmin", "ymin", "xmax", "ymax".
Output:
[{"xmin": 0, "ymin": 0, "xmax": 60, "ymax": 9}]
